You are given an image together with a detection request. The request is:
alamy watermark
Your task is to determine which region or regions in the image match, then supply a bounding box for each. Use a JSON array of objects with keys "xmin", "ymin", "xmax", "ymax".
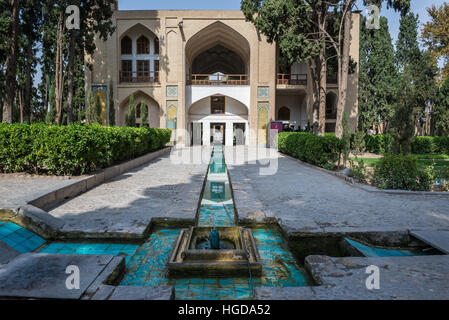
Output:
[
  {"xmin": 366, "ymin": 5, "xmax": 380, "ymax": 30},
  {"xmin": 365, "ymin": 265, "xmax": 380, "ymax": 290},
  {"xmin": 65, "ymin": 265, "xmax": 80, "ymax": 290},
  {"xmin": 66, "ymin": 5, "xmax": 80, "ymax": 30}
]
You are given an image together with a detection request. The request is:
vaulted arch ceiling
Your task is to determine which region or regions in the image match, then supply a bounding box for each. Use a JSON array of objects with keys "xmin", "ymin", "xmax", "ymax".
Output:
[
  {"xmin": 191, "ymin": 44, "xmax": 245, "ymax": 74},
  {"xmin": 185, "ymin": 21, "xmax": 251, "ymax": 74}
]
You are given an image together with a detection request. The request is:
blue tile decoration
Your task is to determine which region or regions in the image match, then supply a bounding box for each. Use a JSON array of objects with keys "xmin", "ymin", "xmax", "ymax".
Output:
[
  {"xmin": 166, "ymin": 85, "xmax": 178, "ymax": 98},
  {"xmin": 345, "ymin": 238, "xmax": 431, "ymax": 258},
  {"xmin": 257, "ymin": 86, "xmax": 270, "ymax": 99},
  {"xmin": 39, "ymin": 243, "xmax": 139, "ymax": 263},
  {"xmin": 0, "ymin": 221, "xmax": 46, "ymax": 253},
  {"xmin": 120, "ymin": 228, "xmax": 308, "ymax": 300}
]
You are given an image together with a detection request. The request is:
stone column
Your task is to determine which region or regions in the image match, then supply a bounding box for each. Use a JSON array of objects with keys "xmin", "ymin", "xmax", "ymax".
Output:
[
  {"xmin": 225, "ymin": 121, "xmax": 234, "ymax": 147},
  {"xmin": 203, "ymin": 121, "xmax": 210, "ymax": 146}
]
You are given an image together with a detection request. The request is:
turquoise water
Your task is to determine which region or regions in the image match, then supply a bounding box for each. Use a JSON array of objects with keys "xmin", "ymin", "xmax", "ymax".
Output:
[
  {"xmin": 0, "ymin": 221, "xmax": 46, "ymax": 253},
  {"xmin": 345, "ymin": 238, "xmax": 430, "ymax": 258},
  {"xmin": 120, "ymin": 228, "xmax": 308, "ymax": 300},
  {"xmin": 197, "ymin": 146, "xmax": 236, "ymax": 227},
  {"xmin": 39, "ymin": 243, "xmax": 139, "ymax": 263}
]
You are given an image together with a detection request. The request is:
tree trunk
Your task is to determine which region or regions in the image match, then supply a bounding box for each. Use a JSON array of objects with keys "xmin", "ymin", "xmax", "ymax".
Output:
[
  {"xmin": 336, "ymin": 4, "xmax": 353, "ymax": 138},
  {"xmin": 66, "ymin": 31, "xmax": 76, "ymax": 124},
  {"xmin": 318, "ymin": 45, "xmax": 327, "ymax": 136},
  {"xmin": 23, "ymin": 41, "xmax": 33, "ymax": 124},
  {"xmin": 310, "ymin": 59, "xmax": 320, "ymax": 134},
  {"xmin": 55, "ymin": 11, "xmax": 64, "ymax": 125},
  {"xmin": 44, "ymin": 75, "xmax": 49, "ymax": 113},
  {"xmin": 2, "ymin": 0, "xmax": 19, "ymax": 123}
]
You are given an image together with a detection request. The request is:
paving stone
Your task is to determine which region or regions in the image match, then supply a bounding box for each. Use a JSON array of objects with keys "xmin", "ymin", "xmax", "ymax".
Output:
[
  {"xmin": 0, "ymin": 240, "xmax": 20, "ymax": 265},
  {"xmin": 410, "ymin": 230, "xmax": 449, "ymax": 254},
  {"xmin": 108, "ymin": 285, "xmax": 174, "ymax": 300},
  {"xmin": 256, "ymin": 255, "xmax": 449, "ymax": 300},
  {"xmin": 0, "ymin": 253, "xmax": 114, "ymax": 299},
  {"xmin": 48, "ymin": 149, "xmax": 211, "ymax": 235},
  {"xmin": 227, "ymin": 148, "xmax": 449, "ymax": 233}
]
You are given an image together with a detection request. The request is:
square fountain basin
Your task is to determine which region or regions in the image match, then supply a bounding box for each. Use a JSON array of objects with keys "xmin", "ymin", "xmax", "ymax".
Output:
[{"xmin": 168, "ymin": 227, "xmax": 262, "ymax": 276}]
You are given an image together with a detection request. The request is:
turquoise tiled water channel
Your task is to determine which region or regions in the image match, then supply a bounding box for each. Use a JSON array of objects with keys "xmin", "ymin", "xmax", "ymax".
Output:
[
  {"xmin": 196, "ymin": 146, "xmax": 236, "ymax": 227},
  {"xmin": 119, "ymin": 145, "xmax": 308, "ymax": 300},
  {"xmin": 120, "ymin": 228, "xmax": 308, "ymax": 300},
  {"xmin": 345, "ymin": 238, "xmax": 431, "ymax": 258},
  {"xmin": 0, "ymin": 221, "xmax": 46, "ymax": 253},
  {"xmin": 39, "ymin": 243, "xmax": 139, "ymax": 263}
]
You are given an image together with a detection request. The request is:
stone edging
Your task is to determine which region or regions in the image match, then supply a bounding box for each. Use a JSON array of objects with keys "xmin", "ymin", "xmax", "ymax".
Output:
[
  {"xmin": 0, "ymin": 147, "xmax": 172, "ymax": 239},
  {"xmin": 280, "ymin": 152, "xmax": 449, "ymax": 197}
]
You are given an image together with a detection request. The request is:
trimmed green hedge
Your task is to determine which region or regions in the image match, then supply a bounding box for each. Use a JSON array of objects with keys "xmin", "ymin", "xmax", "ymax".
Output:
[
  {"xmin": 0, "ymin": 123, "xmax": 171, "ymax": 176},
  {"xmin": 351, "ymin": 134, "xmax": 449, "ymax": 155},
  {"xmin": 374, "ymin": 154, "xmax": 433, "ymax": 191},
  {"xmin": 278, "ymin": 132, "xmax": 344, "ymax": 170}
]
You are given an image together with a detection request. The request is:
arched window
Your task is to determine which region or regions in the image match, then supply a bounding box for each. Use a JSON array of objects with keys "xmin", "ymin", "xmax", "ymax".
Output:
[
  {"xmin": 278, "ymin": 107, "xmax": 290, "ymax": 121},
  {"xmin": 326, "ymin": 92, "xmax": 338, "ymax": 120},
  {"xmin": 154, "ymin": 37, "xmax": 159, "ymax": 55},
  {"xmin": 121, "ymin": 36, "xmax": 132, "ymax": 55},
  {"xmin": 137, "ymin": 36, "xmax": 150, "ymax": 54}
]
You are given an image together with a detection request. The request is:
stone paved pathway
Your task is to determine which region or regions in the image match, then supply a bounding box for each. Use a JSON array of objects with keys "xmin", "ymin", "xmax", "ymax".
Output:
[
  {"xmin": 0, "ymin": 174, "xmax": 82, "ymax": 209},
  {"xmin": 227, "ymin": 148, "xmax": 449, "ymax": 234},
  {"xmin": 48, "ymin": 150, "xmax": 210, "ymax": 234}
]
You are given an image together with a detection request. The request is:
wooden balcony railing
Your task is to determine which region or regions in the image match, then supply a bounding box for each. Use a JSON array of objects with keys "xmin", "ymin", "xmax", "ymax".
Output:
[
  {"xmin": 277, "ymin": 73, "xmax": 307, "ymax": 85},
  {"xmin": 119, "ymin": 71, "xmax": 160, "ymax": 84},
  {"xmin": 188, "ymin": 74, "xmax": 249, "ymax": 86}
]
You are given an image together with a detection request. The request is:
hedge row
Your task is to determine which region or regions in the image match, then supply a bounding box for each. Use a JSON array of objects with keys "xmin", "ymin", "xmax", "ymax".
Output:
[
  {"xmin": 374, "ymin": 154, "xmax": 433, "ymax": 191},
  {"xmin": 351, "ymin": 134, "xmax": 449, "ymax": 155},
  {"xmin": 0, "ymin": 123, "xmax": 171, "ymax": 176},
  {"xmin": 278, "ymin": 132, "xmax": 344, "ymax": 170}
]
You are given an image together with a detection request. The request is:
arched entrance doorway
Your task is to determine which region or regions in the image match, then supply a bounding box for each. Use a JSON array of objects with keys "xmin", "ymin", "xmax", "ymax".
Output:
[{"xmin": 188, "ymin": 95, "xmax": 249, "ymax": 146}]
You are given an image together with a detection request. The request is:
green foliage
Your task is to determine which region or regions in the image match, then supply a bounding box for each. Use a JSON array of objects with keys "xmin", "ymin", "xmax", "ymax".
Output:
[
  {"xmin": 412, "ymin": 136, "xmax": 449, "ymax": 155},
  {"xmin": 349, "ymin": 159, "xmax": 367, "ymax": 183},
  {"xmin": 411, "ymin": 136, "xmax": 436, "ymax": 154},
  {"xmin": 0, "ymin": 123, "xmax": 171, "ymax": 176},
  {"xmin": 125, "ymin": 94, "xmax": 136, "ymax": 127},
  {"xmin": 86, "ymin": 89, "xmax": 99, "ymax": 125},
  {"xmin": 45, "ymin": 80, "xmax": 56, "ymax": 123},
  {"xmin": 374, "ymin": 154, "xmax": 434, "ymax": 191},
  {"xmin": 140, "ymin": 101, "xmax": 148, "ymax": 127},
  {"xmin": 277, "ymin": 132, "xmax": 344, "ymax": 170},
  {"xmin": 109, "ymin": 80, "xmax": 115, "ymax": 126},
  {"xmin": 351, "ymin": 131, "xmax": 366, "ymax": 156},
  {"xmin": 358, "ymin": 16, "xmax": 399, "ymax": 133},
  {"xmin": 433, "ymin": 77, "xmax": 449, "ymax": 135},
  {"xmin": 363, "ymin": 134, "xmax": 392, "ymax": 154},
  {"xmin": 390, "ymin": 13, "xmax": 438, "ymax": 155},
  {"xmin": 341, "ymin": 111, "xmax": 351, "ymax": 165}
]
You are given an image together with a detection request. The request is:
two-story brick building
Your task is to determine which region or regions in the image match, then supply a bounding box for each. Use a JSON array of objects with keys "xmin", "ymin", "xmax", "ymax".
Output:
[{"xmin": 86, "ymin": 4, "xmax": 360, "ymax": 146}]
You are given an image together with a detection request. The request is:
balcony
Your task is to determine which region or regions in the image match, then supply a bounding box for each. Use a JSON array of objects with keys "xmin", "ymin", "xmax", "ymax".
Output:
[
  {"xmin": 277, "ymin": 73, "xmax": 307, "ymax": 86},
  {"xmin": 119, "ymin": 71, "xmax": 159, "ymax": 84},
  {"xmin": 188, "ymin": 74, "xmax": 249, "ymax": 86}
]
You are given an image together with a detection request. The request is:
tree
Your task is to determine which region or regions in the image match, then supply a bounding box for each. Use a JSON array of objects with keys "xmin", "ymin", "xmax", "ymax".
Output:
[
  {"xmin": 65, "ymin": 0, "xmax": 115, "ymax": 124},
  {"xmin": 46, "ymin": 79, "xmax": 56, "ymax": 123},
  {"xmin": 125, "ymin": 94, "xmax": 136, "ymax": 127},
  {"xmin": 108, "ymin": 80, "xmax": 115, "ymax": 126},
  {"xmin": 140, "ymin": 101, "xmax": 148, "ymax": 127},
  {"xmin": 2, "ymin": 0, "xmax": 19, "ymax": 123},
  {"xmin": 86, "ymin": 89, "xmax": 101, "ymax": 125},
  {"xmin": 422, "ymin": 3, "xmax": 449, "ymax": 84},
  {"xmin": 358, "ymin": 16, "xmax": 398, "ymax": 133},
  {"xmin": 390, "ymin": 13, "xmax": 437, "ymax": 154},
  {"xmin": 433, "ymin": 77, "xmax": 449, "ymax": 136},
  {"xmin": 241, "ymin": 0, "xmax": 410, "ymax": 137}
]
